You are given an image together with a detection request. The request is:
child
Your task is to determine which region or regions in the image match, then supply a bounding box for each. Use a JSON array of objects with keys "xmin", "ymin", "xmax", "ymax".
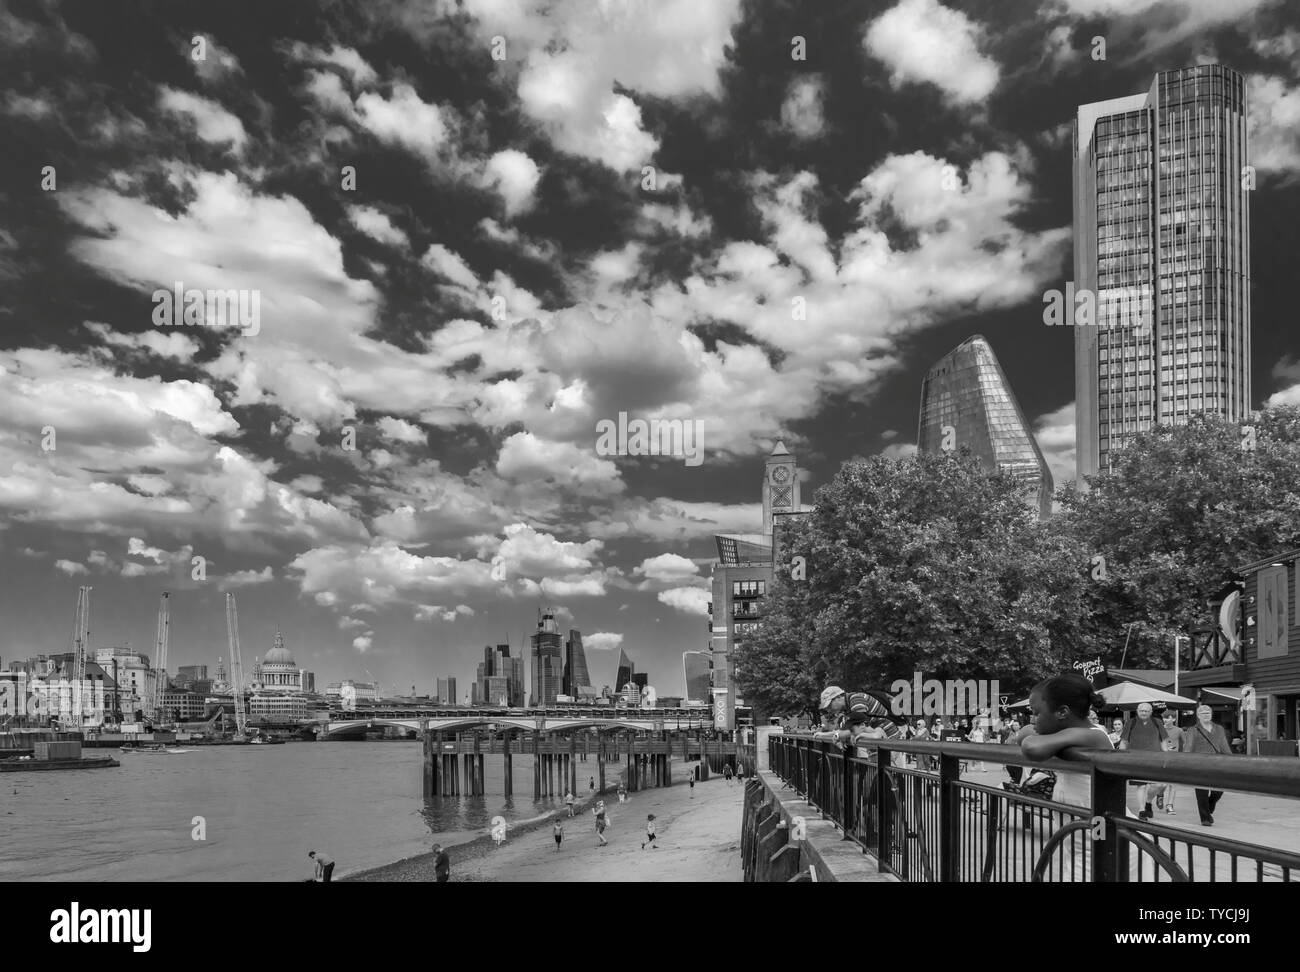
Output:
[
  {"xmin": 642, "ymin": 813, "xmax": 657, "ymax": 850},
  {"xmin": 565, "ymin": 791, "xmax": 575, "ymax": 816},
  {"xmin": 1020, "ymin": 673, "xmax": 1113, "ymax": 881},
  {"xmin": 553, "ymin": 818, "xmax": 564, "ymax": 851}
]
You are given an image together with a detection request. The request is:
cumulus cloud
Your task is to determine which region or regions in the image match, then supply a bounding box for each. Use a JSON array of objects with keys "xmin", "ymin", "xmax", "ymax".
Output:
[
  {"xmin": 414, "ymin": 603, "xmax": 476, "ymax": 621},
  {"xmin": 55, "ymin": 559, "xmax": 88, "ymax": 576},
  {"xmin": 657, "ymin": 586, "xmax": 710, "ymax": 615},
  {"xmin": 1248, "ymin": 75, "xmax": 1300, "ymax": 182},
  {"xmin": 482, "ymin": 150, "xmax": 542, "ymax": 218},
  {"xmin": 219, "ymin": 566, "xmax": 275, "ymax": 588},
  {"xmin": 356, "ymin": 83, "xmax": 448, "ymax": 156},
  {"xmin": 157, "ymin": 86, "xmax": 248, "ymax": 151},
  {"xmin": 583, "ymin": 631, "xmax": 624, "ymax": 652},
  {"xmin": 780, "ymin": 76, "xmax": 826, "ymax": 140},
  {"xmin": 633, "ymin": 553, "xmax": 700, "ymax": 586},
  {"xmin": 347, "ymin": 205, "xmax": 410, "ymax": 248},
  {"xmin": 377, "ymin": 416, "xmax": 426, "ymax": 444},
  {"xmin": 864, "ymin": 0, "xmax": 999, "ymax": 105},
  {"xmin": 352, "ymin": 633, "xmax": 373, "ymax": 652}
]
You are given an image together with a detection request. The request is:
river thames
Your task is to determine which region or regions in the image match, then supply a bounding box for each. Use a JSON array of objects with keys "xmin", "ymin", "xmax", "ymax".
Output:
[{"xmin": 1, "ymin": 742, "xmax": 580, "ymax": 881}]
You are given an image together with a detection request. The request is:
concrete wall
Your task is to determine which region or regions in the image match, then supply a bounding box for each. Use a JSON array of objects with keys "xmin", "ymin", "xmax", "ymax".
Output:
[{"xmin": 740, "ymin": 770, "xmax": 897, "ymax": 883}]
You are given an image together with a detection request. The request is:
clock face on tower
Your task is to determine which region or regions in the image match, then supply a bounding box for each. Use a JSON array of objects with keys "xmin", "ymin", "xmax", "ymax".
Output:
[{"xmin": 770, "ymin": 465, "xmax": 790, "ymax": 484}]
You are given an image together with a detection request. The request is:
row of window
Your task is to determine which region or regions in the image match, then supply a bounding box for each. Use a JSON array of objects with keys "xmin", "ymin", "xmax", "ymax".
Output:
[{"xmin": 731, "ymin": 580, "xmax": 766, "ymax": 598}]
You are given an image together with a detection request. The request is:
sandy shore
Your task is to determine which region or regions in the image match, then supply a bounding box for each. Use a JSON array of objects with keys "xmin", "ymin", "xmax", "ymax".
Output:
[{"xmin": 345, "ymin": 764, "xmax": 745, "ymax": 882}]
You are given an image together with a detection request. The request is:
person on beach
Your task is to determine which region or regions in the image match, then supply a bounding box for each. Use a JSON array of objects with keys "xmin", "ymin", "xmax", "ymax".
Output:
[
  {"xmin": 617, "ymin": 784, "xmax": 626, "ymax": 802},
  {"xmin": 689, "ymin": 775, "xmax": 695, "ymax": 798},
  {"xmin": 723, "ymin": 763, "xmax": 733, "ymax": 785},
  {"xmin": 308, "ymin": 850, "xmax": 334, "ymax": 883},
  {"xmin": 565, "ymin": 791, "xmax": 575, "ymax": 816},
  {"xmin": 433, "ymin": 843, "xmax": 450, "ymax": 883},
  {"xmin": 642, "ymin": 813, "xmax": 657, "ymax": 850},
  {"xmin": 594, "ymin": 799, "xmax": 609, "ymax": 846},
  {"xmin": 553, "ymin": 817, "xmax": 564, "ymax": 851},
  {"xmin": 589, "ymin": 776, "xmax": 595, "ymax": 792}
]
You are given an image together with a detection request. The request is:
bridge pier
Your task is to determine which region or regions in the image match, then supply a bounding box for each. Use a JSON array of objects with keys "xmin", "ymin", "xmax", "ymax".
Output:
[
  {"xmin": 473, "ymin": 732, "xmax": 483, "ymax": 797},
  {"xmin": 503, "ymin": 731, "xmax": 512, "ymax": 798},
  {"xmin": 569, "ymin": 736, "xmax": 577, "ymax": 797},
  {"xmin": 598, "ymin": 738, "xmax": 606, "ymax": 794},
  {"xmin": 421, "ymin": 720, "xmax": 432, "ymax": 799},
  {"xmin": 533, "ymin": 734, "xmax": 541, "ymax": 800}
]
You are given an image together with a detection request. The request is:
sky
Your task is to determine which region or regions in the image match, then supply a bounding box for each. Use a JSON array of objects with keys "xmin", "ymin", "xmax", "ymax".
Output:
[{"xmin": 2, "ymin": 0, "xmax": 1299, "ymax": 699}]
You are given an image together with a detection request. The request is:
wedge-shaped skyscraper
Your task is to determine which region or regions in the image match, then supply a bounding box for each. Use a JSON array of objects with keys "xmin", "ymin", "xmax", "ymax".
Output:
[{"xmin": 918, "ymin": 335, "xmax": 1054, "ymax": 518}]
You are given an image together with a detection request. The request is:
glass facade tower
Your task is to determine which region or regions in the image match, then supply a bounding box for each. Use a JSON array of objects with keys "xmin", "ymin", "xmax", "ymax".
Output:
[
  {"xmin": 682, "ymin": 650, "xmax": 711, "ymax": 703},
  {"xmin": 529, "ymin": 611, "xmax": 563, "ymax": 707},
  {"xmin": 918, "ymin": 335, "xmax": 1054, "ymax": 518},
  {"xmin": 1074, "ymin": 65, "xmax": 1251, "ymax": 482},
  {"xmin": 563, "ymin": 629, "xmax": 590, "ymax": 698}
]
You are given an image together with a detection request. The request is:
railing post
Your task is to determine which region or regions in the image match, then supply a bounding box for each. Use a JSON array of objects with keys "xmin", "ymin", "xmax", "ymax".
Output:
[
  {"xmin": 875, "ymin": 744, "xmax": 890, "ymax": 868},
  {"xmin": 1091, "ymin": 766, "xmax": 1128, "ymax": 882},
  {"xmin": 938, "ymin": 750, "xmax": 960, "ymax": 883},
  {"xmin": 841, "ymin": 740, "xmax": 853, "ymax": 840}
]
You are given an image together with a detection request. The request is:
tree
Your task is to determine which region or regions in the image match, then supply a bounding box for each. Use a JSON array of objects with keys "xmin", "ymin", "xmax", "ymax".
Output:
[
  {"xmin": 1057, "ymin": 404, "xmax": 1300, "ymax": 669},
  {"xmin": 734, "ymin": 450, "xmax": 1091, "ymax": 714}
]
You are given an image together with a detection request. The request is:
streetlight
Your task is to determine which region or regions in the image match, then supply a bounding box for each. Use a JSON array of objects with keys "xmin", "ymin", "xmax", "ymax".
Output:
[{"xmin": 1173, "ymin": 635, "xmax": 1191, "ymax": 697}]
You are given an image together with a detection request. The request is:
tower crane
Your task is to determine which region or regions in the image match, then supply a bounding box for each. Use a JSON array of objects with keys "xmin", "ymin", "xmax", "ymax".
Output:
[
  {"xmin": 365, "ymin": 669, "xmax": 380, "ymax": 702},
  {"xmin": 225, "ymin": 592, "xmax": 248, "ymax": 740},
  {"xmin": 151, "ymin": 592, "xmax": 171, "ymax": 724},
  {"xmin": 66, "ymin": 586, "xmax": 93, "ymax": 728}
]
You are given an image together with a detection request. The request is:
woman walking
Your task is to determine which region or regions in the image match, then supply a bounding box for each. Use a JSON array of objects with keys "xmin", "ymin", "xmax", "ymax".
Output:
[{"xmin": 1183, "ymin": 704, "xmax": 1233, "ymax": 826}]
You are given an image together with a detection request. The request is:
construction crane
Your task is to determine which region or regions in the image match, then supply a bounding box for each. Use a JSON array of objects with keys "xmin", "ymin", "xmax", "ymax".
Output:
[
  {"xmin": 151, "ymin": 592, "xmax": 171, "ymax": 724},
  {"xmin": 225, "ymin": 592, "xmax": 248, "ymax": 741},
  {"xmin": 70, "ymin": 585, "xmax": 92, "ymax": 687},
  {"xmin": 65, "ymin": 586, "xmax": 93, "ymax": 727},
  {"xmin": 365, "ymin": 669, "xmax": 380, "ymax": 702}
]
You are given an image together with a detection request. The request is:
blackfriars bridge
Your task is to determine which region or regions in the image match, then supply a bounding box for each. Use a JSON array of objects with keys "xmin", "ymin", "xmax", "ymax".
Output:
[{"xmin": 322, "ymin": 707, "xmax": 750, "ymax": 800}]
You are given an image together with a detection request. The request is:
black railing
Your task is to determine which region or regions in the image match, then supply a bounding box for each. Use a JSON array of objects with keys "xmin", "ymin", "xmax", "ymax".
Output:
[{"xmin": 768, "ymin": 733, "xmax": 1300, "ymax": 882}]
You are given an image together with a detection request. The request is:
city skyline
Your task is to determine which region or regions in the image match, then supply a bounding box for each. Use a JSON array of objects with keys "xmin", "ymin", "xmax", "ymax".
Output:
[{"xmin": 3, "ymin": 2, "xmax": 1300, "ymax": 704}]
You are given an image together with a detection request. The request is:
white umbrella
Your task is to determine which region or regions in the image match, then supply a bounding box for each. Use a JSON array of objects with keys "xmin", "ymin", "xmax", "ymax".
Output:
[
  {"xmin": 1097, "ymin": 682, "xmax": 1198, "ymax": 710},
  {"xmin": 1005, "ymin": 697, "xmax": 1032, "ymax": 709}
]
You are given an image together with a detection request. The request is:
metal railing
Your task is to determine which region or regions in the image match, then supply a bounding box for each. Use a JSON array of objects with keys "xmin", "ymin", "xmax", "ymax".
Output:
[{"xmin": 768, "ymin": 733, "xmax": 1300, "ymax": 882}]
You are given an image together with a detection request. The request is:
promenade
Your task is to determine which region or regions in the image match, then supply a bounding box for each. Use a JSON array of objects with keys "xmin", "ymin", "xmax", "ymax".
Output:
[{"xmin": 346, "ymin": 764, "xmax": 745, "ymax": 882}]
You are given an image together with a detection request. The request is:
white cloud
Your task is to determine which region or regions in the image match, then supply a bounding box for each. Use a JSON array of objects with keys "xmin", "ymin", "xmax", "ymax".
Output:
[
  {"xmin": 483, "ymin": 150, "xmax": 542, "ymax": 218},
  {"xmin": 356, "ymin": 83, "xmax": 448, "ymax": 156},
  {"xmin": 864, "ymin": 0, "xmax": 999, "ymax": 105},
  {"xmin": 377, "ymin": 416, "xmax": 426, "ymax": 444},
  {"xmin": 495, "ymin": 431, "xmax": 624, "ymax": 497},
  {"xmin": 780, "ymin": 76, "xmax": 826, "ymax": 140},
  {"xmin": 414, "ymin": 603, "xmax": 476, "ymax": 621},
  {"xmin": 657, "ymin": 586, "xmax": 710, "ymax": 615},
  {"xmin": 1033, "ymin": 401, "xmax": 1076, "ymax": 490},
  {"xmin": 219, "ymin": 566, "xmax": 274, "ymax": 588},
  {"xmin": 421, "ymin": 243, "xmax": 480, "ymax": 291},
  {"xmin": 352, "ymin": 633, "xmax": 374, "ymax": 653},
  {"xmin": 286, "ymin": 43, "xmax": 378, "ymax": 86},
  {"xmin": 157, "ymin": 86, "xmax": 248, "ymax": 151},
  {"xmin": 347, "ymin": 205, "xmax": 410, "ymax": 248},
  {"xmin": 1248, "ymin": 75, "xmax": 1300, "ymax": 181},
  {"xmin": 583, "ymin": 631, "xmax": 624, "ymax": 652},
  {"xmin": 190, "ymin": 37, "xmax": 244, "ymax": 83},
  {"xmin": 880, "ymin": 442, "xmax": 918, "ymax": 459},
  {"xmin": 634, "ymin": 552, "xmax": 700, "ymax": 585},
  {"xmin": 54, "ymin": 559, "xmax": 88, "ymax": 576}
]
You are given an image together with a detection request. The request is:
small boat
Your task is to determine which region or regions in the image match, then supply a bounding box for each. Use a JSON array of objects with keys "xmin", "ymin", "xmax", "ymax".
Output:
[{"xmin": 121, "ymin": 744, "xmax": 190, "ymax": 754}]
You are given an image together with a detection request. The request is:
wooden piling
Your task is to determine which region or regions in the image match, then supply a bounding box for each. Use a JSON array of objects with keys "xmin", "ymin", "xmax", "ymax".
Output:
[{"xmin": 503, "ymin": 731, "xmax": 513, "ymax": 797}]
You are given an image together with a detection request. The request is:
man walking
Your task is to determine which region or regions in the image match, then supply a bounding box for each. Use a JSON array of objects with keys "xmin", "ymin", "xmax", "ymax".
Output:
[
  {"xmin": 1119, "ymin": 702, "xmax": 1167, "ymax": 820},
  {"xmin": 308, "ymin": 850, "xmax": 334, "ymax": 883},
  {"xmin": 1183, "ymin": 704, "xmax": 1233, "ymax": 826},
  {"xmin": 593, "ymin": 799, "xmax": 609, "ymax": 846}
]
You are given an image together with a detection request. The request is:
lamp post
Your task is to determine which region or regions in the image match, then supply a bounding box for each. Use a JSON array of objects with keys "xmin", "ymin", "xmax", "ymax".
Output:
[{"xmin": 1173, "ymin": 635, "xmax": 1190, "ymax": 698}]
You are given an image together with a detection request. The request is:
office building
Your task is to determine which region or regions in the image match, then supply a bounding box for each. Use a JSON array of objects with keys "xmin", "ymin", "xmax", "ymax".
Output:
[
  {"xmin": 436, "ymin": 677, "xmax": 458, "ymax": 706},
  {"xmin": 1073, "ymin": 65, "xmax": 1250, "ymax": 483},
  {"xmin": 918, "ymin": 335, "xmax": 1054, "ymax": 518},
  {"xmin": 530, "ymin": 610, "xmax": 563, "ymax": 707},
  {"xmin": 683, "ymin": 650, "xmax": 711, "ymax": 704},
  {"xmin": 177, "ymin": 665, "xmax": 208, "ymax": 683},
  {"xmin": 614, "ymin": 649, "xmax": 633, "ymax": 694},
  {"xmin": 709, "ymin": 441, "xmax": 807, "ymax": 730},
  {"xmin": 563, "ymin": 630, "xmax": 592, "ymax": 699}
]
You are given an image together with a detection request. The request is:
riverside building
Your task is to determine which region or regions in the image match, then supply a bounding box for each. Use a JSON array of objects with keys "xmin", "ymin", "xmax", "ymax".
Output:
[{"xmin": 1073, "ymin": 65, "xmax": 1251, "ymax": 483}]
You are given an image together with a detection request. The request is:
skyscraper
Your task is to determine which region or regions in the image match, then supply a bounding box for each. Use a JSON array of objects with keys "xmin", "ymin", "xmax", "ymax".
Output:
[
  {"xmin": 614, "ymin": 649, "xmax": 633, "ymax": 694},
  {"xmin": 563, "ymin": 629, "xmax": 591, "ymax": 699},
  {"xmin": 682, "ymin": 650, "xmax": 711, "ymax": 704},
  {"xmin": 530, "ymin": 610, "xmax": 563, "ymax": 707},
  {"xmin": 437, "ymin": 677, "xmax": 457, "ymax": 705},
  {"xmin": 918, "ymin": 335, "xmax": 1054, "ymax": 518},
  {"xmin": 1073, "ymin": 65, "xmax": 1250, "ymax": 483}
]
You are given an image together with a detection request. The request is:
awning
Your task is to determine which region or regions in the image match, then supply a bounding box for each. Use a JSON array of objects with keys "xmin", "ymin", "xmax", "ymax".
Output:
[
  {"xmin": 1097, "ymin": 682, "xmax": 1198, "ymax": 710},
  {"xmin": 1199, "ymin": 686, "xmax": 1242, "ymax": 703}
]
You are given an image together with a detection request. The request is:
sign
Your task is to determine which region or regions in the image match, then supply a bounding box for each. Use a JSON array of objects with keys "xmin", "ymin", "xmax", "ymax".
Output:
[
  {"xmin": 1241, "ymin": 684, "xmax": 1257, "ymax": 712},
  {"xmin": 1072, "ymin": 657, "xmax": 1109, "ymax": 689}
]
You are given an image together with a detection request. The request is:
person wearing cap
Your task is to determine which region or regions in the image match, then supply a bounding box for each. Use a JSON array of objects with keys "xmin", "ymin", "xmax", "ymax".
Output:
[{"xmin": 813, "ymin": 685, "xmax": 901, "ymax": 750}]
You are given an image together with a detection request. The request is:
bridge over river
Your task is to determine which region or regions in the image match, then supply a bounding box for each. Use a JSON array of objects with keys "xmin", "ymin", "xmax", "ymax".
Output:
[{"xmin": 322, "ymin": 707, "xmax": 750, "ymax": 801}]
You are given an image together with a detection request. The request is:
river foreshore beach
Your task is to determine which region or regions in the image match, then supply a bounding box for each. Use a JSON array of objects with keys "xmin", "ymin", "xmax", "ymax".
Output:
[{"xmin": 344, "ymin": 764, "xmax": 745, "ymax": 882}]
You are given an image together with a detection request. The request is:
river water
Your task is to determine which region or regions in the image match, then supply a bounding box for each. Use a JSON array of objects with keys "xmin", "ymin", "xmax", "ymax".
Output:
[{"xmin": 0, "ymin": 741, "xmax": 600, "ymax": 882}]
